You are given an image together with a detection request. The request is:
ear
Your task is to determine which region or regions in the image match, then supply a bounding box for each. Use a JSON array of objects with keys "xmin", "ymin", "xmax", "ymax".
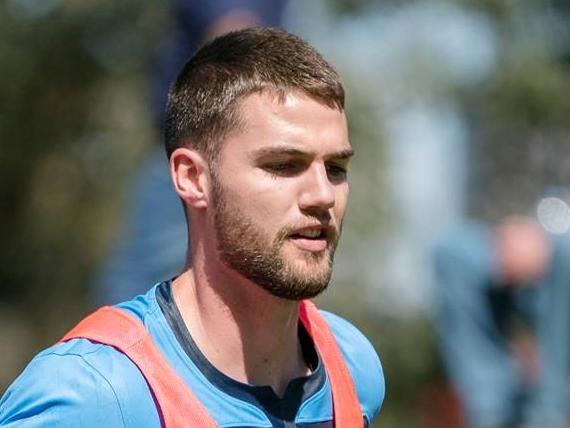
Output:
[{"xmin": 170, "ymin": 147, "xmax": 210, "ymax": 209}]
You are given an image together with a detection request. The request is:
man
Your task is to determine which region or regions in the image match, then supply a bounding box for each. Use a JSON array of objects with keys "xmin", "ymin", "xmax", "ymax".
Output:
[
  {"xmin": 0, "ymin": 28, "xmax": 385, "ymax": 427},
  {"xmin": 434, "ymin": 216, "xmax": 570, "ymax": 428}
]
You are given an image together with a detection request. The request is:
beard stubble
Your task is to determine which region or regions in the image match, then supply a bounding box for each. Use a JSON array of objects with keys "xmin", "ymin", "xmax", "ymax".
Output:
[{"xmin": 211, "ymin": 175, "xmax": 339, "ymax": 301}]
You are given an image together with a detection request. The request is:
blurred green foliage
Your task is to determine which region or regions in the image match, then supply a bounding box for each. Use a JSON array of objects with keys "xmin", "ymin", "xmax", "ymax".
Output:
[{"xmin": 0, "ymin": 0, "xmax": 159, "ymax": 381}]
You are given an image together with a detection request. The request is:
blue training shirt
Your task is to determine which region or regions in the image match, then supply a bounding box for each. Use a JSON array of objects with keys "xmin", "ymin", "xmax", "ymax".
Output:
[{"xmin": 0, "ymin": 282, "xmax": 385, "ymax": 427}]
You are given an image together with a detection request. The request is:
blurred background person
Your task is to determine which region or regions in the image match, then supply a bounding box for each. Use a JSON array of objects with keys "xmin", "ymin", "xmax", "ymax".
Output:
[
  {"xmin": 94, "ymin": 0, "xmax": 289, "ymax": 304},
  {"xmin": 434, "ymin": 216, "xmax": 570, "ymax": 428}
]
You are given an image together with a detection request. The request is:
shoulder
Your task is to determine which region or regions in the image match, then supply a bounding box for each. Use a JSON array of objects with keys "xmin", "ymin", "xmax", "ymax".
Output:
[
  {"xmin": 432, "ymin": 221, "xmax": 494, "ymax": 273},
  {"xmin": 434, "ymin": 222, "xmax": 490, "ymax": 256},
  {"xmin": 320, "ymin": 310, "xmax": 385, "ymax": 423},
  {"xmin": 0, "ymin": 339, "xmax": 159, "ymax": 427}
]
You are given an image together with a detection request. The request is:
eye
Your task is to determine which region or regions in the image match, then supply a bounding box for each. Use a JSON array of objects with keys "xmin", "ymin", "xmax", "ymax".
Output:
[
  {"xmin": 262, "ymin": 161, "xmax": 305, "ymax": 176},
  {"xmin": 326, "ymin": 163, "xmax": 348, "ymax": 182}
]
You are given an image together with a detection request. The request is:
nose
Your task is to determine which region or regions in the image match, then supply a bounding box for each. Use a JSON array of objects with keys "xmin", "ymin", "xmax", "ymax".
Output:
[{"xmin": 298, "ymin": 163, "xmax": 335, "ymax": 212}]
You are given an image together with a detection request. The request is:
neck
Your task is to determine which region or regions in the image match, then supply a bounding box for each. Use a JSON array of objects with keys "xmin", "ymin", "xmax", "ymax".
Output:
[{"xmin": 172, "ymin": 245, "xmax": 310, "ymax": 396}]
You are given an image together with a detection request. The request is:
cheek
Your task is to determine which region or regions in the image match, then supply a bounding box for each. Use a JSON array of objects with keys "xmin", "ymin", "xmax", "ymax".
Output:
[
  {"xmin": 223, "ymin": 174, "xmax": 292, "ymax": 221},
  {"xmin": 252, "ymin": 187, "xmax": 292, "ymax": 222}
]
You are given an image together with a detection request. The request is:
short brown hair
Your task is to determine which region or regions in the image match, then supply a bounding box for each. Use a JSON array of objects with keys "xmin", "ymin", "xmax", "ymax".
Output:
[{"xmin": 164, "ymin": 27, "xmax": 345, "ymax": 160}]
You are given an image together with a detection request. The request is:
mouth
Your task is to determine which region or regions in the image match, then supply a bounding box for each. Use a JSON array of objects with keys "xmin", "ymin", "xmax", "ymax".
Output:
[{"xmin": 287, "ymin": 226, "xmax": 332, "ymax": 252}]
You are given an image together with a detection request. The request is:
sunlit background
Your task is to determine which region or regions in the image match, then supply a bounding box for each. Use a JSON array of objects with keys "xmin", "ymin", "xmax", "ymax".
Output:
[{"xmin": 1, "ymin": 0, "xmax": 570, "ymax": 426}]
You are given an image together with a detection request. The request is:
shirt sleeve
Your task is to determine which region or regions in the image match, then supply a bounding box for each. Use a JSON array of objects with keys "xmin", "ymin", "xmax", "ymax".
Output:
[{"xmin": 0, "ymin": 350, "xmax": 126, "ymax": 427}]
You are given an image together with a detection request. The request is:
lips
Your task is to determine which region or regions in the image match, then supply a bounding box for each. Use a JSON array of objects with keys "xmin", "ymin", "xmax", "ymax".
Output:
[
  {"xmin": 292, "ymin": 228, "xmax": 325, "ymax": 239},
  {"xmin": 287, "ymin": 225, "xmax": 332, "ymax": 252}
]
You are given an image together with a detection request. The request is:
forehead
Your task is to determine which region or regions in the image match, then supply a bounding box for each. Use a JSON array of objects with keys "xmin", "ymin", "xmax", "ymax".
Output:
[{"xmin": 221, "ymin": 91, "xmax": 351, "ymax": 157}]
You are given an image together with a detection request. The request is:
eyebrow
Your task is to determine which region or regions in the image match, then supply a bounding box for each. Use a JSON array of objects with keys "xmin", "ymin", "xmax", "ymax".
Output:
[
  {"xmin": 330, "ymin": 148, "xmax": 355, "ymax": 160},
  {"xmin": 251, "ymin": 146, "xmax": 355, "ymax": 160}
]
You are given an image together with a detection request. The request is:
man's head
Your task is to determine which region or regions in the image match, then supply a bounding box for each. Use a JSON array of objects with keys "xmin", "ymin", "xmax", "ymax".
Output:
[
  {"xmin": 495, "ymin": 216, "xmax": 552, "ymax": 285},
  {"xmin": 164, "ymin": 27, "xmax": 344, "ymax": 162},
  {"xmin": 167, "ymin": 28, "xmax": 351, "ymax": 301}
]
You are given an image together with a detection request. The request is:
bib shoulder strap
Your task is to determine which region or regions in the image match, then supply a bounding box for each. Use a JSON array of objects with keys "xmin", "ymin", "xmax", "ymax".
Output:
[
  {"xmin": 299, "ymin": 300, "xmax": 363, "ymax": 428},
  {"xmin": 59, "ymin": 306, "xmax": 218, "ymax": 428}
]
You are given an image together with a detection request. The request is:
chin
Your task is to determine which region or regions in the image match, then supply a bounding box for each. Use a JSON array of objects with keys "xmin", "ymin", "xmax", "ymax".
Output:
[{"xmin": 289, "ymin": 261, "xmax": 332, "ymax": 284}]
